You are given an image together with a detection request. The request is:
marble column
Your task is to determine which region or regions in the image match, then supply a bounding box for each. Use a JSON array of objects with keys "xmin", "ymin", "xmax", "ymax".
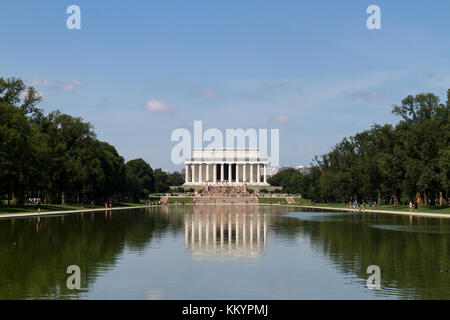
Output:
[
  {"xmin": 236, "ymin": 164, "xmax": 240, "ymax": 183},
  {"xmin": 192, "ymin": 164, "xmax": 196, "ymax": 183},
  {"xmin": 199, "ymin": 163, "xmax": 203, "ymax": 183},
  {"xmin": 220, "ymin": 163, "xmax": 224, "ymax": 182},
  {"xmin": 243, "ymin": 163, "xmax": 247, "ymax": 182},
  {"xmin": 228, "ymin": 163, "xmax": 232, "ymax": 183},
  {"xmin": 185, "ymin": 164, "xmax": 189, "ymax": 183},
  {"xmin": 257, "ymin": 163, "xmax": 260, "ymax": 183},
  {"xmin": 206, "ymin": 164, "xmax": 210, "ymax": 182},
  {"xmin": 250, "ymin": 164, "xmax": 254, "ymax": 183},
  {"xmin": 264, "ymin": 164, "xmax": 267, "ymax": 184},
  {"xmin": 213, "ymin": 164, "xmax": 217, "ymax": 183}
]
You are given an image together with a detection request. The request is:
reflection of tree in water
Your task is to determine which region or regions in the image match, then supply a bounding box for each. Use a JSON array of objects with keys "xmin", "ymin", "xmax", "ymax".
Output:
[
  {"xmin": 2, "ymin": 206, "xmax": 449, "ymax": 299},
  {"xmin": 0, "ymin": 207, "xmax": 184, "ymax": 299},
  {"xmin": 273, "ymin": 210, "xmax": 450, "ymax": 299}
]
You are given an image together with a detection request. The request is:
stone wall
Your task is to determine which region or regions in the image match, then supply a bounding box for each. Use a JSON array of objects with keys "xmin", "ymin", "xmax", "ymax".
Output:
[{"xmin": 193, "ymin": 196, "xmax": 259, "ymax": 204}]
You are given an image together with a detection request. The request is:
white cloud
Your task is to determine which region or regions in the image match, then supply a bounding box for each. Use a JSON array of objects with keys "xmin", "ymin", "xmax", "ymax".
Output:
[
  {"xmin": 199, "ymin": 89, "xmax": 216, "ymax": 100},
  {"xmin": 145, "ymin": 100, "xmax": 173, "ymax": 113},
  {"xmin": 28, "ymin": 76, "xmax": 82, "ymax": 91},
  {"xmin": 30, "ymin": 78, "xmax": 55, "ymax": 88},
  {"xmin": 63, "ymin": 79, "xmax": 82, "ymax": 91},
  {"xmin": 274, "ymin": 115, "xmax": 290, "ymax": 124}
]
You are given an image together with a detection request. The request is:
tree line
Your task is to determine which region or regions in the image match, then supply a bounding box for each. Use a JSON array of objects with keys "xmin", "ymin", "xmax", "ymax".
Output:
[
  {"xmin": 269, "ymin": 90, "xmax": 449, "ymax": 206},
  {"xmin": 0, "ymin": 77, "xmax": 184, "ymax": 205}
]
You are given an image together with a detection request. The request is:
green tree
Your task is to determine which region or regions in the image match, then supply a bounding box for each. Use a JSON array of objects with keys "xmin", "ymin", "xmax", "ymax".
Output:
[
  {"xmin": 125, "ymin": 158, "xmax": 155, "ymax": 201},
  {"xmin": 168, "ymin": 171, "xmax": 184, "ymax": 186},
  {"xmin": 0, "ymin": 103, "xmax": 31, "ymax": 204},
  {"xmin": 153, "ymin": 169, "xmax": 170, "ymax": 193}
]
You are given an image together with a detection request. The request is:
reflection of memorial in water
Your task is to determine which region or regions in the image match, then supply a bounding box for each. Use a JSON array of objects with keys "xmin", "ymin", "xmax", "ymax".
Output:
[{"xmin": 185, "ymin": 205, "xmax": 269, "ymax": 262}]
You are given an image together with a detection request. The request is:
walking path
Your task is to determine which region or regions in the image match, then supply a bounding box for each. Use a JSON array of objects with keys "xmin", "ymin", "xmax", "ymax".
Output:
[
  {"xmin": 1, "ymin": 202, "xmax": 448, "ymax": 220},
  {"xmin": 0, "ymin": 205, "xmax": 157, "ymax": 219},
  {"xmin": 271, "ymin": 204, "xmax": 450, "ymax": 219}
]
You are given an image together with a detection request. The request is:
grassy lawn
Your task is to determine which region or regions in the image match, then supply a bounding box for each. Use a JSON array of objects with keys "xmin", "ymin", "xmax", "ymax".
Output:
[
  {"xmin": 258, "ymin": 198, "xmax": 288, "ymax": 204},
  {"xmin": 293, "ymin": 198, "xmax": 312, "ymax": 204},
  {"xmin": 0, "ymin": 202, "xmax": 145, "ymax": 215},
  {"xmin": 167, "ymin": 197, "xmax": 193, "ymax": 203},
  {"xmin": 302, "ymin": 202, "xmax": 450, "ymax": 214},
  {"xmin": 257, "ymin": 198, "xmax": 450, "ymax": 214}
]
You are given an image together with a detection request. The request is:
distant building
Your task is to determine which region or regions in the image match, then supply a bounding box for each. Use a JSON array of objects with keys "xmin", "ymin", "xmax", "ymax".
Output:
[
  {"xmin": 267, "ymin": 165, "xmax": 311, "ymax": 177},
  {"xmin": 267, "ymin": 166, "xmax": 281, "ymax": 177},
  {"xmin": 183, "ymin": 148, "xmax": 269, "ymax": 186},
  {"xmin": 296, "ymin": 166, "xmax": 311, "ymax": 175}
]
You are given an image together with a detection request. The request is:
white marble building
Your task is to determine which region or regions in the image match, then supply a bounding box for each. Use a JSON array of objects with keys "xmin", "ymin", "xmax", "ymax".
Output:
[{"xmin": 184, "ymin": 148, "xmax": 269, "ymax": 186}]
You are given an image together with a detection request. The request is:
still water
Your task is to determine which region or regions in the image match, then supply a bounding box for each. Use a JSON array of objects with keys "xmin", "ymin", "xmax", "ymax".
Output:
[{"xmin": 0, "ymin": 205, "xmax": 449, "ymax": 299}]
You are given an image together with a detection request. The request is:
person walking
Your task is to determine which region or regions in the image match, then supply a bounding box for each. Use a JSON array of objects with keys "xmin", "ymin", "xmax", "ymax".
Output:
[
  {"xmin": 409, "ymin": 201, "xmax": 413, "ymax": 213},
  {"xmin": 37, "ymin": 199, "xmax": 41, "ymax": 214},
  {"xmin": 414, "ymin": 201, "xmax": 418, "ymax": 212}
]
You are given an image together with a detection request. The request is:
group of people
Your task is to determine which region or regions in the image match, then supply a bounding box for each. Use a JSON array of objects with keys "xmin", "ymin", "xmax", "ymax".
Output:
[
  {"xmin": 345, "ymin": 200, "xmax": 420, "ymax": 212},
  {"xmin": 28, "ymin": 197, "xmax": 41, "ymax": 204},
  {"xmin": 198, "ymin": 185, "xmax": 250, "ymax": 197},
  {"xmin": 409, "ymin": 200, "xmax": 419, "ymax": 212},
  {"xmin": 347, "ymin": 200, "xmax": 377, "ymax": 210},
  {"xmin": 31, "ymin": 198, "xmax": 115, "ymax": 214},
  {"xmin": 28, "ymin": 197, "xmax": 42, "ymax": 213}
]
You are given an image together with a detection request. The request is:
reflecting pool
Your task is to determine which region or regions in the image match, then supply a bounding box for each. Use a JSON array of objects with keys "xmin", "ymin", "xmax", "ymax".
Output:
[{"xmin": 0, "ymin": 205, "xmax": 449, "ymax": 299}]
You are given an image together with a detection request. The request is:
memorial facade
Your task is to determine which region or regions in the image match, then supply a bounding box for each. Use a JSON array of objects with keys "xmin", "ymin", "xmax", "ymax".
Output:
[{"xmin": 184, "ymin": 148, "xmax": 269, "ymax": 186}]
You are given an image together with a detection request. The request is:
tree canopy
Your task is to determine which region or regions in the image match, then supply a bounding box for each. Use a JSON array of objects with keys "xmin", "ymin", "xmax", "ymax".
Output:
[
  {"xmin": 0, "ymin": 77, "xmax": 182, "ymax": 204},
  {"xmin": 269, "ymin": 90, "xmax": 450, "ymax": 206}
]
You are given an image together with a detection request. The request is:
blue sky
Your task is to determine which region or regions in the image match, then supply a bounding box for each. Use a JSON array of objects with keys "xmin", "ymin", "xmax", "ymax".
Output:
[{"xmin": 1, "ymin": 0, "xmax": 449, "ymax": 171}]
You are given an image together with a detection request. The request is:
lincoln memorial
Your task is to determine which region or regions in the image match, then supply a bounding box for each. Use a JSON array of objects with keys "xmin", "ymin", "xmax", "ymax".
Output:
[{"xmin": 184, "ymin": 148, "xmax": 270, "ymax": 187}]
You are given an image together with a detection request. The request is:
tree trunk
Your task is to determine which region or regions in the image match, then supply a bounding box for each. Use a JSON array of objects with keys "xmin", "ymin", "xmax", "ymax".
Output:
[
  {"xmin": 392, "ymin": 194, "xmax": 399, "ymax": 205},
  {"xmin": 430, "ymin": 193, "xmax": 436, "ymax": 206},
  {"xmin": 439, "ymin": 191, "xmax": 444, "ymax": 206},
  {"xmin": 377, "ymin": 190, "xmax": 382, "ymax": 205},
  {"xmin": 61, "ymin": 192, "xmax": 65, "ymax": 205},
  {"xmin": 416, "ymin": 192, "xmax": 422, "ymax": 205}
]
